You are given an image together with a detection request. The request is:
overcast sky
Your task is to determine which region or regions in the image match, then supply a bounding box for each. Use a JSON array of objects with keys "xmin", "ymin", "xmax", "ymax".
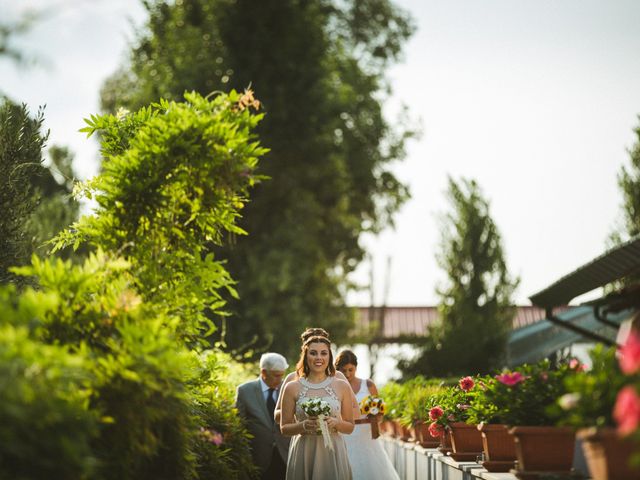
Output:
[{"xmin": 2, "ymin": 0, "xmax": 640, "ymax": 307}]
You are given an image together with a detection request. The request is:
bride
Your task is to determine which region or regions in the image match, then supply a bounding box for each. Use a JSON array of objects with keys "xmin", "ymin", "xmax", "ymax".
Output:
[
  {"xmin": 335, "ymin": 349, "xmax": 400, "ymax": 480},
  {"xmin": 280, "ymin": 336, "xmax": 354, "ymax": 479}
]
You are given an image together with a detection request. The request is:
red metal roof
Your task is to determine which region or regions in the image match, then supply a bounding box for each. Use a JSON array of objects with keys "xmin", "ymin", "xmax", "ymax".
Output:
[{"xmin": 353, "ymin": 305, "xmax": 567, "ymax": 340}]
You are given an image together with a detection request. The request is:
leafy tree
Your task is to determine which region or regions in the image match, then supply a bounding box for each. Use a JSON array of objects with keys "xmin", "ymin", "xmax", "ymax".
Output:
[
  {"xmin": 100, "ymin": 0, "xmax": 415, "ymax": 359},
  {"xmin": 54, "ymin": 90, "xmax": 266, "ymax": 342},
  {"xmin": 0, "ymin": 99, "xmax": 48, "ymax": 286},
  {"xmin": 400, "ymin": 177, "xmax": 519, "ymax": 377},
  {"xmin": 0, "ymin": 98, "xmax": 81, "ymax": 286},
  {"xmin": 612, "ymin": 118, "xmax": 640, "ymax": 242}
]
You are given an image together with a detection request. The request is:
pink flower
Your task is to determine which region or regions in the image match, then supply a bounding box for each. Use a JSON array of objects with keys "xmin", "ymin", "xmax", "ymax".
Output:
[
  {"xmin": 496, "ymin": 371, "xmax": 526, "ymax": 386},
  {"xmin": 620, "ymin": 329, "xmax": 640, "ymax": 375},
  {"xmin": 456, "ymin": 403, "xmax": 470, "ymax": 411},
  {"xmin": 540, "ymin": 372, "xmax": 549, "ymax": 382},
  {"xmin": 200, "ymin": 427, "xmax": 224, "ymax": 446},
  {"xmin": 428, "ymin": 422, "xmax": 444, "ymax": 438},
  {"xmin": 429, "ymin": 406, "xmax": 444, "ymax": 421},
  {"xmin": 447, "ymin": 414, "xmax": 456, "ymax": 421},
  {"xmin": 569, "ymin": 359, "xmax": 587, "ymax": 371},
  {"xmin": 614, "ymin": 386, "xmax": 640, "ymax": 435},
  {"xmin": 459, "ymin": 376, "xmax": 475, "ymax": 392}
]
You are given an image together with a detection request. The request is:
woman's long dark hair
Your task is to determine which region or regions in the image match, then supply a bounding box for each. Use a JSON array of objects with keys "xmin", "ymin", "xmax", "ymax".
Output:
[{"xmin": 295, "ymin": 336, "xmax": 336, "ymax": 378}]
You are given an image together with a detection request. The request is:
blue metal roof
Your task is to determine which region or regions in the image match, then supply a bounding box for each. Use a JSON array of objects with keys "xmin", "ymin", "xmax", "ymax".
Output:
[{"xmin": 506, "ymin": 306, "xmax": 634, "ymax": 367}]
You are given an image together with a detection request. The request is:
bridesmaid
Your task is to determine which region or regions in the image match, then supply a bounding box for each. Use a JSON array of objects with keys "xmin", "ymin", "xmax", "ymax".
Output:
[
  {"xmin": 280, "ymin": 336, "xmax": 354, "ymax": 479},
  {"xmin": 336, "ymin": 350, "xmax": 400, "ymax": 480}
]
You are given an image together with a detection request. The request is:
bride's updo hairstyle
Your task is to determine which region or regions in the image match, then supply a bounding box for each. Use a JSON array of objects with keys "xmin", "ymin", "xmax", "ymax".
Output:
[
  {"xmin": 300, "ymin": 327, "xmax": 330, "ymax": 343},
  {"xmin": 296, "ymin": 335, "xmax": 336, "ymax": 378}
]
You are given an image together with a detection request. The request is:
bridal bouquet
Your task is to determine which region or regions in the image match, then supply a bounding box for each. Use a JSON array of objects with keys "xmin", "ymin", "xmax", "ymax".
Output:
[
  {"xmin": 360, "ymin": 395, "xmax": 386, "ymax": 439},
  {"xmin": 300, "ymin": 398, "xmax": 334, "ymax": 451}
]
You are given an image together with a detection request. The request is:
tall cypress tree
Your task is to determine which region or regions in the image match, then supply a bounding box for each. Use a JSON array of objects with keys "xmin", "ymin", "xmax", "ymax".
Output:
[
  {"xmin": 100, "ymin": 0, "xmax": 415, "ymax": 359},
  {"xmin": 401, "ymin": 177, "xmax": 519, "ymax": 377}
]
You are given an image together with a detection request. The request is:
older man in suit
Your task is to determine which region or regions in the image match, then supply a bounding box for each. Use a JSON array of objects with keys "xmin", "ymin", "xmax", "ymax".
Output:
[{"xmin": 236, "ymin": 352, "xmax": 290, "ymax": 480}]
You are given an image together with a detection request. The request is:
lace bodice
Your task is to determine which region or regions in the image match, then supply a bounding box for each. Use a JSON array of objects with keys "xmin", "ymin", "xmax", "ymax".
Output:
[{"xmin": 295, "ymin": 376, "xmax": 342, "ymax": 421}]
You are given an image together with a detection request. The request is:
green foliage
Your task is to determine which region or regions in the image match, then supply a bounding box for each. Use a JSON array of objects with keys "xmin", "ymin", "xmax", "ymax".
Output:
[
  {"xmin": 0, "ymin": 315, "xmax": 98, "ymax": 480},
  {"xmin": 400, "ymin": 177, "xmax": 519, "ymax": 377},
  {"xmin": 7, "ymin": 251, "xmax": 256, "ymax": 480},
  {"xmin": 0, "ymin": 99, "xmax": 48, "ymax": 286},
  {"xmin": 100, "ymin": 0, "xmax": 416, "ymax": 359},
  {"xmin": 0, "ymin": 91, "xmax": 264, "ymax": 479},
  {"xmin": 378, "ymin": 380, "xmax": 405, "ymax": 421},
  {"xmin": 54, "ymin": 91, "xmax": 267, "ymax": 341},
  {"xmin": 552, "ymin": 345, "xmax": 628, "ymax": 428},
  {"xmin": 400, "ymin": 379, "xmax": 447, "ymax": 426}
]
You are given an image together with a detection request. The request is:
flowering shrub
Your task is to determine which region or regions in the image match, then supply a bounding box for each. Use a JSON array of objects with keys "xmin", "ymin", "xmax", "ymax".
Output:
[
  {"xmin": 427, "ymin": 376, "xmax": 479, "ymax": 436},
  {"xmin": 466, "ymin": 359, "xmax": 576, "ymax": 426}
]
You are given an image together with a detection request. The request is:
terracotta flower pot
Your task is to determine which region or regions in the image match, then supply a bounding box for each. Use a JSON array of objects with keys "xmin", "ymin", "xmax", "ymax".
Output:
[
  {"xmin": 379, "ymin": 419, "xmax": 395, "ymax": 436},
  {"xmin": 578, "ymin": 427, "xmax": 640, "ymax": 480},
  {"xmin": 449, "ymin": 422, "xmax": 483, "ymax": 461},
  {"xmin": 478, "ymin": 423, "xmax": 517, "ymax": 472},
  {"xmin": 400, "ymin": 423, "xmax": 412, "ymax": 442},
  {"xmin": 416, "ymin": 420, "xmax": 440, "ymax": 448},
  {"xmin": 509, "ymin": 426, "xmax": 575, "ymax": 474},
  {"xmin": 391, "ymin": 419, "xmax": 403, "ymax": 438},
  {"xmin": 408, "ymin": 421, "xmax": 421, "ymax": 443}
]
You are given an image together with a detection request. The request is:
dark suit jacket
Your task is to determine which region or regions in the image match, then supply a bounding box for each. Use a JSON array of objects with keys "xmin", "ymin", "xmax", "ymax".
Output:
[{"xmin": 235, "ymin": 378, "xmax": 290, "ymax": 473}]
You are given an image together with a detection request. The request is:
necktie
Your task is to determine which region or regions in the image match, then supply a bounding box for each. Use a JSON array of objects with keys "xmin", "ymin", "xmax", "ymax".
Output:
[{"xmin": 266, "ymin": 388, "xmax": 276, "ymax": 422}]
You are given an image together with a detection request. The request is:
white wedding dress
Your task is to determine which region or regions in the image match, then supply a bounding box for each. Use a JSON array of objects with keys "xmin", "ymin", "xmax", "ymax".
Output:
[{"xmin": 343, "ymin": 379, "xmax": 400, "ymax": 480}]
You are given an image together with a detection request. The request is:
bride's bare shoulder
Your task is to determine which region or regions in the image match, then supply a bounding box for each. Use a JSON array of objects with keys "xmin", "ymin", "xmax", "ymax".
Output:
[
  {"xmin": 283, "ymin": 378, "xmax": 302, "ymax": 396},
  {"xmin": 331, "ymin": 377, "xmax": 351, "ymax": 393},
  {"xmin": 335, "ymin": 370, "xmax": 347, "ymax": 381}
]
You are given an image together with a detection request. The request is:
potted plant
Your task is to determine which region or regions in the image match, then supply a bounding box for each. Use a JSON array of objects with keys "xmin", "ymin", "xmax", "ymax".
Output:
[
  {"xmin": 428, "ymin": 376, "xmax": 483, "ymax": 461},
  {"xmin": 485, "ymin": 359, "xmax": 578, "ymax": 478},
  {"xmin": 466, "ymin": 375, "xmax": 518, "ymax": 472},
  {"xmin": 554, "ymin": 343, "xmax": 639, "ymax": 480},
  {"xmin": 378, "ymin": 380, "xmax": 406, "ymax": 439},
  {"xmin": 400, "ymin": 378, "xmax": 445, "ymax": 448}
]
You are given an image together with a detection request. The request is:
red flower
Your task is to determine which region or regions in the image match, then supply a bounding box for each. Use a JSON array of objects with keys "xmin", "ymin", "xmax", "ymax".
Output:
[
  {"xmin": 620, "ymin": 329, "xmax": 640, "ymax": 375},
  {"xmin": 429, "ymin": 406, "xmax": 444, "ymax": 421},
  {"xmin": 459, "ymin": 376, "xmax": 475, "ymax": 392},
  {"xmin": 614, "ymin": 386, "xmax": 640, "ymax": 435},
  {"xmin": 496, "ymin": 371, "xmax": 526, "ymax": 386},
  {"xmin": 428, "ymin": 422, "xmax": 445, "ymax": 438}
]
